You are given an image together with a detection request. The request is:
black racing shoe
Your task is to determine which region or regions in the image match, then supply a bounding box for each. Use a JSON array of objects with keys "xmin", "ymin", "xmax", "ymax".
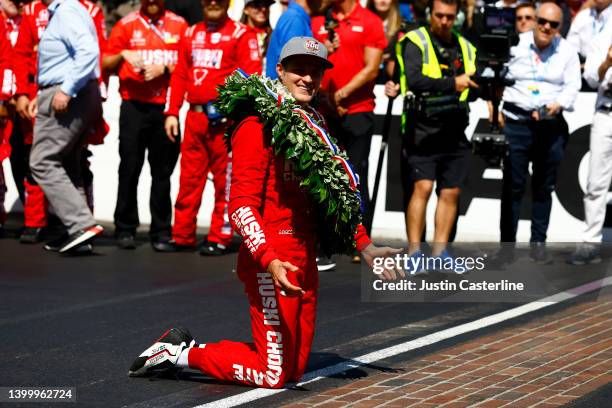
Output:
[
  {"xmin": 153, "ymin": 240, "xmax": 196, "ymax": 253},
  {"xmin": 199, "ymin": 241, "xmax": 228, "ymax": 256},
  {"xmin": 117, "ymin": 232, "xmax": 136, "ymax": 250},
  {"xmin": 20, "ymin": 227, "xmax": 43, "ymax": 244},
  {"xmin": 128, "ymin": 328, "xmax": 195, "ymax": 377}
]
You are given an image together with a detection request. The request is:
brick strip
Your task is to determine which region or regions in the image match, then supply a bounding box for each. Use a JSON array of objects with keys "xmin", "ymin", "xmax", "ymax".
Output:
[{"xmin": 282, "ymin": 296, "xmax": 612, "ymax": 408}]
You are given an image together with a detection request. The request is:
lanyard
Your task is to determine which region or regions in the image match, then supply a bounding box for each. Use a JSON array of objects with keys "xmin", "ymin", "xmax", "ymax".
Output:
[
  {"xmin": 138, "ymin": 15, "xmax": 166, "ymax": 43},
  {"xmin": 528, "ymin": 39, "xmax": 558, "ymax": 100},
  {"xmin": 529, "ymin": 46, "xmax": 553, "ymax": 83}
]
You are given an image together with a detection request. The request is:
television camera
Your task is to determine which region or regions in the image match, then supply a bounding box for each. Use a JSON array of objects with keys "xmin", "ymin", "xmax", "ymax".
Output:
[{"xmin": 472, "ymin": 6, "xmax": 519, "ymax": 168}]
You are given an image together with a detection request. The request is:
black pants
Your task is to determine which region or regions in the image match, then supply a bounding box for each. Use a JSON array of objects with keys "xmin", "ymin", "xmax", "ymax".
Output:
[
  {"xmin": 329, "ymin": 112, "xmax": 374, "ymax": 234},
  {"xmin": 114, "ymin": 100, "xmax": 180, "ymax": 239},
  {"xmin": 500, "ymin": 117, "xmax": 568, "ymax": 242}
]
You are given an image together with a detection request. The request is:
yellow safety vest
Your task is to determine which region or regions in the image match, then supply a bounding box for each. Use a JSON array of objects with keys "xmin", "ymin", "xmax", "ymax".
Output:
[{"xmin": 395, "ymin": 26, "xmax": 477, "ymax": 132}]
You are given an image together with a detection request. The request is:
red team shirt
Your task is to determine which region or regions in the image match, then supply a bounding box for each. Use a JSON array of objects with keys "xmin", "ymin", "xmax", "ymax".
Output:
[
  {"xmin": 106, "ymin": 10, "xmax": 188, "ymax": 105},
  {"xmin": 13, "ymin": 0, "xmax": 107, "ymax": 99},
  {"xmin": 12, "ymin": 0, "xmax": 47, "ymax": 98},
  {"xmin": 311, "ymin": 4, "xmax": 387, "ymax": 114},
  {"xmin": 164, "ymin": 18, "xmax": 262, "ymax": 117},
  {"xmin": 0, "ymin": 14, "xmax": 13, "ymax": 101}
]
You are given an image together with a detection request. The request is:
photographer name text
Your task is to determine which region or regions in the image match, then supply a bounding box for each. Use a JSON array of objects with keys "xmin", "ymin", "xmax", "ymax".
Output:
[{"xmin": 372, "ymin": 279, "xmax": 525, "ymax": 292}]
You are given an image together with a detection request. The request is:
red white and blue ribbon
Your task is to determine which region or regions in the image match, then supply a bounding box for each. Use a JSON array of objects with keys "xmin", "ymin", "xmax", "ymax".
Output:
[{"xmin": 234, "ymin": 69, "xmax": 360, "ymax": 191}]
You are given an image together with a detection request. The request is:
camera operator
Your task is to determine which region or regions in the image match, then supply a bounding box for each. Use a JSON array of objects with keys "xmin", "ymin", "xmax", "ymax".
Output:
[
  {"xmin": 391, "ymin": 0, "xmax": 478, "ymax": 265},
  {"xmin": 499, "ymin": 2, "xmax": 580, "ymax": 263},
  {"xmin": 515, "ymin": 2, "xmax": 537, "ymax": 34},
  {"xmin": 487, "ymin": 3, "xmax": 537, "ymax": 127}
]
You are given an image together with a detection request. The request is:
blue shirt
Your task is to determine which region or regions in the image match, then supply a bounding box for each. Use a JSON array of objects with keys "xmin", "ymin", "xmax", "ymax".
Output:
[
  {"xmin": 502, "ymin": 31, "xmax": 581, "ymax": 119},
  {"xmin": 265, "ymin": 1, "xmax": 312, "ymax": 79},
  {"xmin": 38, "ymin": 0, "xmax": 99, "ymax": 97}
]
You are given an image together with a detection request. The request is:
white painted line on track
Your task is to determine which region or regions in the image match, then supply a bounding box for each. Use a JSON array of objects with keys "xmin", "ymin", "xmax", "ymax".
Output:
[{"xmin": 193, "ymin": 276, "xmax": 612, "ymax": 408}]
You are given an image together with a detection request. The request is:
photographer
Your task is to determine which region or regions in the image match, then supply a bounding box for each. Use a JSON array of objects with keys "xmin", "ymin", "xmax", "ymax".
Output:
[
  {"xmin": 515, "ymin": 2, "xmax": 537, "ymax": 34},
  {"xmin": 499, "ymin": 2, "xmax": 580, "ymax": 262},
  {"xmin": 392, "ymin": 0, "xmax": 478, "ymax": 265}
]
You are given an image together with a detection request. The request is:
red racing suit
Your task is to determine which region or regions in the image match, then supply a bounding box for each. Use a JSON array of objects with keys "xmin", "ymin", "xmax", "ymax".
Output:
[
  {"xmin": 11, "ymin": 0, "xmax": 107, "ymax": 227},
  {"xmin": 187, "ymin": 115, "xmax": 371, "ymax": 388},
  {"xmin": 165, "ymin": 18, "xmax": 261, "ymax": 246}
]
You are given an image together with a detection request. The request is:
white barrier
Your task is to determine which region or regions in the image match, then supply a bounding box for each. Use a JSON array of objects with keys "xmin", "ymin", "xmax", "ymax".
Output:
[{"xmin": 1, "ymin": 78, "xmax": 600, "ymax": 242}]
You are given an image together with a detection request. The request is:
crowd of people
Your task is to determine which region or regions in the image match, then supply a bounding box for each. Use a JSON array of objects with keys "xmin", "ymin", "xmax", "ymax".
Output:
[{"xmin": 0, "ymin": 0, "xmax": 610, "ymax": 267}]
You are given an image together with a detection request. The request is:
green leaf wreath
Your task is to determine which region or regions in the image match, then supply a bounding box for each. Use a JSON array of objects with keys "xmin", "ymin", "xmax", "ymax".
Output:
[{"xmin": 216, "ymin": 72, "xmax": 362, "ymax": 255}]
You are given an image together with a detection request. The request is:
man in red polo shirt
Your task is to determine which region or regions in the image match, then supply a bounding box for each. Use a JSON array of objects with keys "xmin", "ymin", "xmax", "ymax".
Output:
[
  {"xmin": 12, "ymin": 0, "xmax": 106, "ymax": 244},
  {"xmin": 103, "ymin": 0, "xmax": 187, "ymax": 251},
  {"xmin": 312, "ymin": 0, "xmax": 386, "ymax": 244},
  {"xmin": 163, "ymin": 0, "xmax": 261, "ymax": 254}
]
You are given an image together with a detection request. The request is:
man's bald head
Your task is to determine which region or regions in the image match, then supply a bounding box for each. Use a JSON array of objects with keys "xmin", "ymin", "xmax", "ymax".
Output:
[
  {"xmin": 534, "ymin": 2, "xmax": 562, "ymax": 50},
  {"xmin": 538, "ymin": 2, "xmax": 563, "ymax": 25}
]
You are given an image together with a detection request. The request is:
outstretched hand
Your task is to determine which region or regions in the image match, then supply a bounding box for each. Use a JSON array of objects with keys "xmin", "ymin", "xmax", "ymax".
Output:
[
  {"xmin": 361, "ymin": 244, "xmax": 405, "ymax": 280},
  {"xmin": 267, "ymin": 259, "xmax": 305, "ymax": 297}
]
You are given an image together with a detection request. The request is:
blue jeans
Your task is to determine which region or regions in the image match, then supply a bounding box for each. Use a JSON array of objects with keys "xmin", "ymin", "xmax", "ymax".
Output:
[{"xmin": 500, "ymin": 117, "xmax": 568, "ymax": 242}]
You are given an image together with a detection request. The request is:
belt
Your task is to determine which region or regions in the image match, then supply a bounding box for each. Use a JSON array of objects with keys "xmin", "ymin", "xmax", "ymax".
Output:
[
  {"xmin": 503, "ymin": 102, "xmax": 533, "ymax": 118},
  {"xmin": 39, "ymin": 78, "xmax": 97, "ymax": 91},
  {"xmin": 597, "ymin": 104, "xmax": 612, "ymax": 113},
  {"xmin": 39, "ymin": 83, "xmax": 61, "ymax": 91},
  {"xmin": 503, "ymin": 102, "xmax": 563, "ymax": 123}
]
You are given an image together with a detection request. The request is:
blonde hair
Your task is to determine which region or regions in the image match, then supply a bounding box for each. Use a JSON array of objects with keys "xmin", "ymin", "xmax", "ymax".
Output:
[{"xmin": 366, "ymin": 0, "xmax": 402, "ymax": 41}]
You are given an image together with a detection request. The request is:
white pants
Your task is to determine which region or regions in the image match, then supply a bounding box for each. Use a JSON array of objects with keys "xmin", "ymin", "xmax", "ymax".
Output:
[{"xmin": 583, "ymin": 111, "xmax": 612, "ymax": 242}]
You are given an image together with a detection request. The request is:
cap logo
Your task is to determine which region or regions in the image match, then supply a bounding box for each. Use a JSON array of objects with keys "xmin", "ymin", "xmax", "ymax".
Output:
[{"xmin": 304, "ymin": 39, "xmax": 320, "ymax": 53}]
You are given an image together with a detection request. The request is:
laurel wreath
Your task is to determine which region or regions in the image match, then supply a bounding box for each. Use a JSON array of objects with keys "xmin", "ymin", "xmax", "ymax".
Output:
[{"xmin": 216, "ymin": 72, "xmax": 362, "ymax": 255}]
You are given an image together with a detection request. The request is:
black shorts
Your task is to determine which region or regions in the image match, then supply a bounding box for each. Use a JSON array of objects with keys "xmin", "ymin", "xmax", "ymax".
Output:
[{"xmin": 407, "ymin": 149, "xmax": 470, "ymax": 189}]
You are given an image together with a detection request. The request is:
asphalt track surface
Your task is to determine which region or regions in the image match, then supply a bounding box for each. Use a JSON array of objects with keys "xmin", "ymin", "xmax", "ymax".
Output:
[{"xmin": 1, "ymin": 227, "xmax": 610, "ymax": 407}]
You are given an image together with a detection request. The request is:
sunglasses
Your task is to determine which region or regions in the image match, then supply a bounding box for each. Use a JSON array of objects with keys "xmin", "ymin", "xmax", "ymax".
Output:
[
  {"xmin": 537, "ymin": 17, "xmax": 560, "ymax": 29},
  {"xmin": 516, "ymin": 15, "xmax": 535, "ymax": 22}
]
